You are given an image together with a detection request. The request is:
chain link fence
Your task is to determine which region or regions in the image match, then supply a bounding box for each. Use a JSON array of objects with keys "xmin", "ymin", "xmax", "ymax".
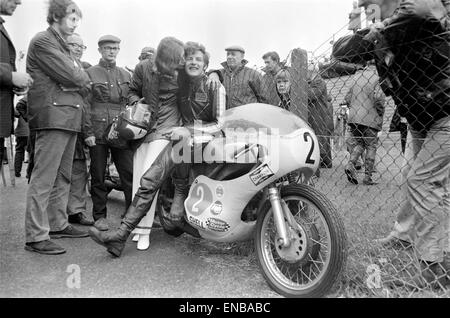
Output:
[
  {"xmin": 3, "ymin": 6, "xmax": 448, "ymax": 298},
  {"xmin": 225, "ymin": 13, "xmax": 449, "ymax": 297}
]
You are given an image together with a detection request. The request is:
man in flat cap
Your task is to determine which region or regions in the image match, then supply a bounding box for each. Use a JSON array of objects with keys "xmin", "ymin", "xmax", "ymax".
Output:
[
  {"xmin": 218, "ymin": 45, "xmax": 266, "ymax": 109},
  {"xmin": 84, "ymin": 35, "xmax": 133, "ymax": 231}
]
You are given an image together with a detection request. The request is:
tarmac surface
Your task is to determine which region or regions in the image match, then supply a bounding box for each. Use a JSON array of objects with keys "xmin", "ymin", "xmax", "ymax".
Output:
[{"xmin": 0, "ymin": 168, "xmax": 280, "ymax": 298}]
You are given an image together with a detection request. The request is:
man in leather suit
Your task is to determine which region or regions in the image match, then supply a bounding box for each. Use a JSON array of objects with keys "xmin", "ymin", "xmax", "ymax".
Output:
[{"xmin": 88, "ymin": 40, "xmax": 225, "ymax": 258}]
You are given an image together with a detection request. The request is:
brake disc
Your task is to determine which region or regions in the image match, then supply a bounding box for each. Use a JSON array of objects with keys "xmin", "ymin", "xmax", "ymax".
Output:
[{"xmin": 275, "ymin": 216, "xmax": 320, "ymax": 267}]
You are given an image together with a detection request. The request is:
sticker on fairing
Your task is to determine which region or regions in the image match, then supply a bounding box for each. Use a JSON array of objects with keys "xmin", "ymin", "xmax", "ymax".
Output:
[
  {"xmin": 210, "ymin": 201, "xmax": 223, "ymax": 216},
  {"xmin": 188, "ymin": 215, "xmax": 206, "ymax": 229},
  {"xmin": 206, "ymin": 218, "xmax": 230, "ymax": 232},
  {"xmin": 215, "ymin": 185, "xmax": 224, "ymax": 198},
  {"xmin": 249, "ymin": 164, "xmax": 274, "ymax": 186}
]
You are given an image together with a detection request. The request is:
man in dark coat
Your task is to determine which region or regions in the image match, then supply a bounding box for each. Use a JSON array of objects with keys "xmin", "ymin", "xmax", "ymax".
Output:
[
  {"xmin": 83, "ymin": 35, "xmax": 133, "ymax": 231},
  {"xmin": 0, "ymin": 0, "xmax": 32, "ymax": 165},
  {"xmin": 261, "ymin": 51, "xmax": 283, "ymax": 106},
  {"xmin": 307, "ymin": 66, "xmax": 335, "ymax": 169},
  {"xmin": 24, "ymin": 0, "xmax": 90, "ymax": 255}
]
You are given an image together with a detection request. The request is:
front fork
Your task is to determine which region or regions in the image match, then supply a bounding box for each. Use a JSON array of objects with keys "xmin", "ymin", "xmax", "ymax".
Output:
[{"xmin": 267, "ymin": 184, "xmax": 295, "ymax": 248}]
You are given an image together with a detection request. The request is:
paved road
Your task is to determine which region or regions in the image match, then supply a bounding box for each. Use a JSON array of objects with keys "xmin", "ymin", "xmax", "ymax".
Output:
[{"xmin": 0, "ymin": 172, "xmax": 280, "ymax": 298}]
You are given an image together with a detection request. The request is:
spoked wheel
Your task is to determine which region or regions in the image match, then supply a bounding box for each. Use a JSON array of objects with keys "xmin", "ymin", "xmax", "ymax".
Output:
[{"xmin": 255, "ymin": 184, "xmax": 347, "ymax": 298}]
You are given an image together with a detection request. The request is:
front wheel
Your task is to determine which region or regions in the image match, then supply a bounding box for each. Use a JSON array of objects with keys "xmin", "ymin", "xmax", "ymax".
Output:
[{"xmin": 255, "ymin": 184, "xmax": 347, "ymax": 298}]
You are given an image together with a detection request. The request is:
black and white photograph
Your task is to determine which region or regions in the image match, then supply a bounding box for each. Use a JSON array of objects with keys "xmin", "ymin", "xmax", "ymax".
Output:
[{"xmin": 0, "ymin": 0, "xmax": 449, "ymax": 301}]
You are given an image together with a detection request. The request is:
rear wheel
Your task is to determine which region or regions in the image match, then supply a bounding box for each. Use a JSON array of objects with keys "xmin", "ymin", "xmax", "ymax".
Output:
[{"xmin": 255, "ymin": 184, "xmax": 347, "ymax": 298}]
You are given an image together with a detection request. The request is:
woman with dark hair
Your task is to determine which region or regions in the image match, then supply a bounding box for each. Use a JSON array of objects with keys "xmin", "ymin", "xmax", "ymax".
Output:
[
  {"xmin": 106, "ymin": 36, "xmax": 185, "ymax": 251},
  {"xmin": 88, "ymin": 38, "xmax": 224, "ymax": 256},
  {"xmin": 125, "ymin": 37, "xmax": 185, "ymax": 250}
]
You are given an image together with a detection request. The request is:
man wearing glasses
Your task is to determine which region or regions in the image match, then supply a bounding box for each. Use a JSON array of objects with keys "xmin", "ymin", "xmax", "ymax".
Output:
[
  {"xmin": 65, "ymin": 33, "xmax": 93, "ymax": 226},
  {"xmin": 84, "ymin": 35, "xmax": 133, "ymax": 231},
  {"xmin": 67, "ymin": 33, "xmax": 91, "ymax": 70}
]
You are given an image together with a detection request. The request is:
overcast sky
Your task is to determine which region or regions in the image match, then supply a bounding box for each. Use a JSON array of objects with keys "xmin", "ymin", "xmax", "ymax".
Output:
[{"xmin": 5, "ymin": 0, "xmax": 360, "ymax": 71}]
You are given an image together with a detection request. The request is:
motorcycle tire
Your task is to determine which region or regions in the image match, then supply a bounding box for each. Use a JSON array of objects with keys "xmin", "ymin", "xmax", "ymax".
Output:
[
  {"xmin": 156, "ymin": 196, "xmax": 184, "ymax": 238},
  {"xmin": 255, "ymin": 184, "xmax": 347, "ymax": 298}
]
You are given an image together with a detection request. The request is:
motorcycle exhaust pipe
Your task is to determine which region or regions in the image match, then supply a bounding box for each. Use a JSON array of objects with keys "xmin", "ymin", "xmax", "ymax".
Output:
[{"xmin": 268, "ymin": 185, "xmax": 291, "ymax": 248}]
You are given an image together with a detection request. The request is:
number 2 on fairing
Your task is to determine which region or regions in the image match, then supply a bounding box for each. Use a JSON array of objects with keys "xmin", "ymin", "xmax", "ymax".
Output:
[
  {"xmin": 191, "ymin": 185, "xmax": 205, "ymax": 213},
  {"xmin": 303, "ymin": 132, "xmax": 316, "ymax": 165}
]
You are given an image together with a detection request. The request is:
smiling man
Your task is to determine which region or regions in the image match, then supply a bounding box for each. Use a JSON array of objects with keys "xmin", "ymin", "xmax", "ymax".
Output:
[
  {"xmin": 24, "ymin": 0, "xmax": 91, "ymax": 255},
  {"xmin": 169, "ymin": 41, "xmax": 226, "ymax": 225},
  {"xmin": 219, "ymin": 45, "xmax": 266, "ymax": 109}
]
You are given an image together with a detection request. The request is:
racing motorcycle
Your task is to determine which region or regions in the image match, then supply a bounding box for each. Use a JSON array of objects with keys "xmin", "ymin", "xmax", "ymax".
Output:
[{"xmin": 150, "ymin": 103, "xmax": 348, "ymax": 298}]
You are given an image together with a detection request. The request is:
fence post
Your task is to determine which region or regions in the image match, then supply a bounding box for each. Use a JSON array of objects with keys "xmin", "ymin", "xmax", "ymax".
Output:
[{"xmin": 290, "ymin": 48, "xmax": 309, "ymax": 122}]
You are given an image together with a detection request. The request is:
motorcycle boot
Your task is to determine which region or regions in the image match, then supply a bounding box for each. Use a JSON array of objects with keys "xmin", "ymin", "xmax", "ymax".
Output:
[
  {"xmin": 345, "ymin": 144, "xmax": 364, "ymax": 185},
  {"xmin": 363, "ymin": 157, "xmax": 377, "ymax": 185},
  {"xmin": 89, "ymin": 197, "xmax": 153, "ymax": 257},
  {"xmin": 89, "ymin": 144, "xmax": 176, "ymax": 257},
  {"xmin": 169, "ymin": 176, "xmax": 189, "ymax": 223},
  {"xmin": 363, "ymin": 147, "xmax": 377, "ymax": 185}
]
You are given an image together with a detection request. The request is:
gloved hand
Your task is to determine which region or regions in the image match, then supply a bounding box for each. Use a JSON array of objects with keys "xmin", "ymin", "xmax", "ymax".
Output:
[
  {"xmin": 166, "ymin": 127, "xmax": 191, "ymax": 141},
  {"xmin": 206, "ymin": 72, "xmax": 221, "ymax": 90},
  {"xmin": 85, "ymin": 136, "xmax": 96, "ymax": 147}
]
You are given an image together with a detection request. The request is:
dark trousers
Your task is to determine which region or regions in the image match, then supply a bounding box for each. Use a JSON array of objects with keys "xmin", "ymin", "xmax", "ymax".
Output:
[
  {"xmin": 67, "ymin": 159, "xmax": 89, "ymax": 216},
  {"xmin": 89, "ymin": 144, "xmax": 133, "ymax": 220},
  {"xmin": 347, "ymin": 123, "xmax": 379, "ymax": 177},
  {"xmin": 14, "ymin": 136, "xmax": 28, "ymax": 175},
  {"xmin": 318, "ymin": 136, "xmax": 332, "ymax": 168},
  {"xmin": 27, "ymin": 132, "xmax": 36, "ymax": 180},
  {"xmin": 0, "ymin": 137, "xmax": 4, "ymax": 162}
]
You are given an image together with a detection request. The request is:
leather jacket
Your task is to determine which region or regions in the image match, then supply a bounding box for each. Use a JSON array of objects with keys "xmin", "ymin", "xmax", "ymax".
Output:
[
  {"xmin": 84, "ymin": 59, "xmax": 131, "ymax": 144},
  {"xmin": 177, "ymin": 73, "xmax": 226, "ymax": 134},
  {"xmin": 332, "ymin": 15, "xmax": 450, "ymax": 133}
]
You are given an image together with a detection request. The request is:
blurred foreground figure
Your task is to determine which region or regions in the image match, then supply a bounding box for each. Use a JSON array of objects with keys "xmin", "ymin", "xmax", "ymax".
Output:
[
  {"xmin": 0, "ymin": 0, "xmax": 32, "ymax": 169},
  {"xmin": 335, "ymin": 0, "xmax": 450, "ymax": 288}
]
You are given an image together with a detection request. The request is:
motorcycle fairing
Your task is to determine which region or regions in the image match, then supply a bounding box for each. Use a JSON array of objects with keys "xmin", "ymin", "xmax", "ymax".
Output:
[{"xmin": 184, "ymin": 127, "xmax": 320, "ymax": 243}]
